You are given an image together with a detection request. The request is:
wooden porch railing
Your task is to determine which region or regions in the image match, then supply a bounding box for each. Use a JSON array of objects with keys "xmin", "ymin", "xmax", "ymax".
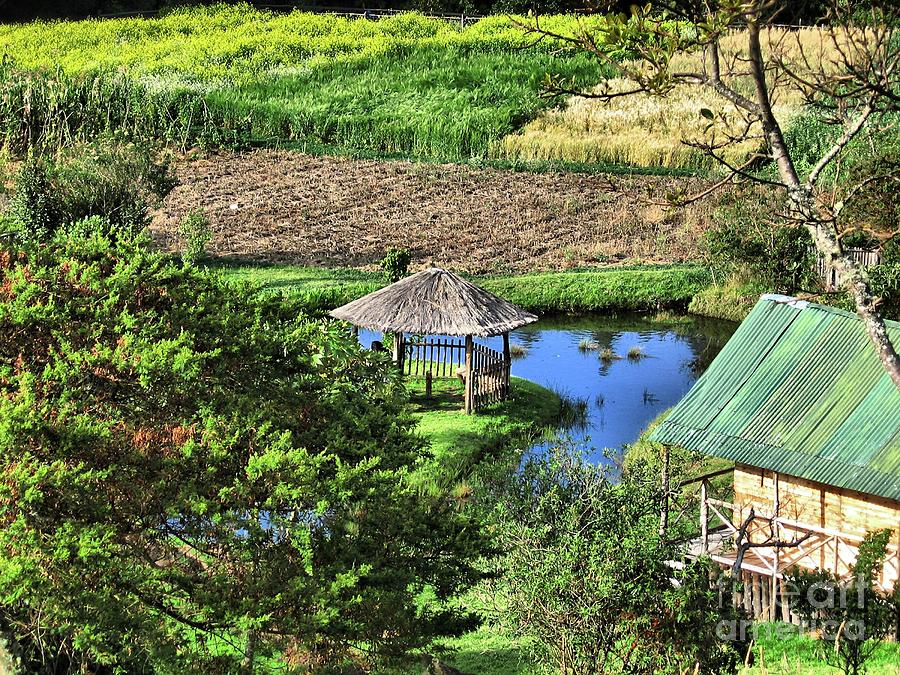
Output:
[
  {"xmin": 469, "ymin": 343, "xmax": 510, "ymax": 410},
  {"xmin": 676, "ymin": 469, "xmax": 900, "ymax": 620},
  {"xmin": 399, "ymin": 337, "xmax": 511, "ymax": 412},
  {"xmin": 402, "ymin": 338, "xmax": 466, "ymax": 378}
]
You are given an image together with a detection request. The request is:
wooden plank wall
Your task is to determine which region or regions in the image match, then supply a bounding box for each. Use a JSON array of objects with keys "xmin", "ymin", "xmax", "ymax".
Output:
[{"xmin": 734, "ymin": 464, "xmax": 900, "ymax": 536}]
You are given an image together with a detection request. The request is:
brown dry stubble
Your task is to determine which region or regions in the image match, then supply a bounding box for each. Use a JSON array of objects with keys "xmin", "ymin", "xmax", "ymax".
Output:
[{"xmin": 152, "ymin": 150, "xmax": 719, "ymax": 274}]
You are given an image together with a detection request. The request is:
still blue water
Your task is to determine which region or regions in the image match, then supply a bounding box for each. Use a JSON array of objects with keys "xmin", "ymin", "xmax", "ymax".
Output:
[{"xmin": 359, "ymin": 313, "xmax": 736, "ymax": 463}]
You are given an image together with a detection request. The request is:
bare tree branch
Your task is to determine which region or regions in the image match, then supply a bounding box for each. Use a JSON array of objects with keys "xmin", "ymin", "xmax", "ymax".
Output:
[{"xmin": 807, "ymin": 103, "xmax": 874, "ymax": 186}]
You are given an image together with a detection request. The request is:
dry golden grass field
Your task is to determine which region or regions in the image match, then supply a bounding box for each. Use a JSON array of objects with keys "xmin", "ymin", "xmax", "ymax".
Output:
[
  {"xmin": 496, "ymin": 27, "xmax": 846, "ymax": 169},
  {"xmin": 152, "ymin": 150, "xmax": 719, "ymax": 274}
]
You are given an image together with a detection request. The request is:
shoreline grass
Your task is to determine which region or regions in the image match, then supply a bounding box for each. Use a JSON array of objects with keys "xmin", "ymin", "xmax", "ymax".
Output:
[
  {"xmin": 216, "ymin": 261, "xmax": 714, "ymax": 315},
  {"xmin": 688, "ymin": 276, "xmax": 769, "ymax": 322}
]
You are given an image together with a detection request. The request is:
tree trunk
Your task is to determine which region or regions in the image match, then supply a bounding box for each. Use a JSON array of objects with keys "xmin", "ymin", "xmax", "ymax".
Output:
[
  {"xmin": 810, "ymin": 224, "xmax": 900, "ymax": 389},
  {"xmin": 242, "ymin": 628, "xmax": 256, "ymax": 674},
  {"xmin": 745, "ymin": 21, "xmax": 900, "ymax": 389}
]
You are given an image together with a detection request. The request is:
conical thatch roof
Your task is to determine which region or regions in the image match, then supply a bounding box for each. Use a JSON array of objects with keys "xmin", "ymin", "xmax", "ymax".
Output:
[{"xmin": 330, "ymin": 268, "xmax": 538, "ymax": 337}]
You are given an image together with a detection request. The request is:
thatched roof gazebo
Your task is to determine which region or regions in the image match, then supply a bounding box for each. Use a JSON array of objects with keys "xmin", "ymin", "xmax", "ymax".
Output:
[{"xmin": 330, "ymin": 268, "xmax": 537, "ymax": 413}]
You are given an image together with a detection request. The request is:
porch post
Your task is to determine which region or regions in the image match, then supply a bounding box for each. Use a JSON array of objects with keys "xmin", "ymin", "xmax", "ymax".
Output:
[
  {"xmin": 772, "ymin": 471, "xmax": 781, "ymax": 620},
  {"xmin": 659, "ymin": 444, "xmax": 670, "ymax": 539},
  {"xmin": 700, "ymin": 478, "xmax": 709, "ymax": 555},
  {"xmin": 392, "ymin": 332, "xmax": 405, "ymax": 371}
]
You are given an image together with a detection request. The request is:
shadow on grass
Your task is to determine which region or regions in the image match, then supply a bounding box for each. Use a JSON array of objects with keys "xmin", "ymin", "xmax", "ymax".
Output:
[{"xmin": 409, "ymin": 385, "xmax": 465, "ymax": 413}]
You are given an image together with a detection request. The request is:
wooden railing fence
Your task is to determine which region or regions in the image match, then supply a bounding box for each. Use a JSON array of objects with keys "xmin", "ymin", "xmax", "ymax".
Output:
[
  {"xmin": 815, "ymin": 247, "xmax": 882, "ymax": 291},
  {"xmin": 401, "ymin": 337, "xmax": 511, "ymax": 412},
  {"xmin": 469, "ymin": 343, "xmax": 509, "ymax": 410},
  {"xmin": 402, "ymin": 338, "xmax": 466, "ymax": 378},
  {"xmin": 675, "ymin": 469, "xmax": 900, "ymax": 621}
]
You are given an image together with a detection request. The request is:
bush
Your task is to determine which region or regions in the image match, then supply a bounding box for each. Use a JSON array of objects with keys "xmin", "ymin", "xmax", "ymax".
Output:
[
  {"xmin": 703, "ymin": 190, "xmax": 815, "ymax": 294},
  {"xmin": 8, "ymin": 157, "xmax": 61, "ymax": 240},
  {"xmin": 785, "ymin": 530, "xmax": 898, "ymax": 675},
  {"xmin": 485, "ymin": 442, "xmax": 746, "ymax": 674},
  {"xmin": 7, "ymin": 139, "xmax": 176, "ymax": 241},
  {"xmin": 0, "ymin": 230, "xmax": 489, "ymax": 672},
  {"xmin": 179, "ymin": 209, "xmax": 212, "ymax": 267},
  {"xmin": 381, "ymin": 247, "xmax": 412, "ymax": 283}
]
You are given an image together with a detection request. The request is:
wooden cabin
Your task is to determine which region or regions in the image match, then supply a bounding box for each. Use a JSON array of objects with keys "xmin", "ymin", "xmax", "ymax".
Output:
[{"xmin": 651, "ymin": 295, "xmax": 900, "ymax": 619}]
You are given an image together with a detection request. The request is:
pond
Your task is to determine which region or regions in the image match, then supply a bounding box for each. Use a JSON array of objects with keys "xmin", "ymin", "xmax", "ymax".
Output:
[{"xmin": 359, "ymin": 312, "xmax": 737, "ymax": 464}]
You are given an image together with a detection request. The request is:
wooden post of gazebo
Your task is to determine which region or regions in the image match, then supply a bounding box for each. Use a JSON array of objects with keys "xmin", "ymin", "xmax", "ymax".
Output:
[
  {"xmin": 392, "ymin": 333, "xmax": 405, "ymax": 371},
  {"xmin": 464, "ymin": 335, "xmax": 474, "ymax": 414},
  {"xmin": 502, "ymin": 332, "xmax": 511, "ymax": 398}
]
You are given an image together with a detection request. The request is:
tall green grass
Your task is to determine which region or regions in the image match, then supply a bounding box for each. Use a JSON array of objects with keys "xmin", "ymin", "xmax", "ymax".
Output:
[
  {"xmin": 210, "ymin": 49, "xmax": 603, "ymax": 158},
  {"xmin": 0, "ymin": 66, "xmax": 244, "ymax": 155},
  {"xmin": 0, "ymin": 5, "xmax": 612, "ymax": 159}
]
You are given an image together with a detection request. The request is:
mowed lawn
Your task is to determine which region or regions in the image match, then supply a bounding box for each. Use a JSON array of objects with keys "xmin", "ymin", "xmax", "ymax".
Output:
[{"xmin": 214, "ymin": 261, "xmax": 713, "ymax": 314}]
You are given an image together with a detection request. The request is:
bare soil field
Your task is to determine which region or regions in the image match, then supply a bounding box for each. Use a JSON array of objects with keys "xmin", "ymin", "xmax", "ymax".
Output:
[{"xmin": 153, "ymin": 150, "xmax": 718, "ymax": 274}]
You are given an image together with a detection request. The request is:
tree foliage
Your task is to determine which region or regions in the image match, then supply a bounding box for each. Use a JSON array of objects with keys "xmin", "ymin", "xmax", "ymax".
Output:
[
  {"xmin": 484, "ymin": 444, "xmax": 746, "ymax": 674},
  {"xmin": 703, "ymin": 188, "xmax": 816, "ymax": 294},
  {"xmin": 380, "ymin": 247, "xmax": 412, "ymax": 283},
  {"xmin": 0, "ymin": 227, "xmax": 488, "ymax": 672}
]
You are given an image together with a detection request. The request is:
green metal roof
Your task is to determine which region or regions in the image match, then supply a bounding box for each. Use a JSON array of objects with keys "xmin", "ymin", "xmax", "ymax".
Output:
[{"xmin": 650, "ymin": 295, "xmax": 900, "ymax": 501}]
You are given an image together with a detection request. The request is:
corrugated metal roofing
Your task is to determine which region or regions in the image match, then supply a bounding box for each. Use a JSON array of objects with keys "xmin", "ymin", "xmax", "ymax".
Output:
[{"xmin": 650, "ymin": 295, "xmax": 900, "ymax": 501}]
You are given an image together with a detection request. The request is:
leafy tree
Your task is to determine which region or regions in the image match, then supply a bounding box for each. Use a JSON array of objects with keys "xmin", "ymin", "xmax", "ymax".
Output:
[
  {"xmin": 785, "ymin": 530, "xmax": 898, "ymax": 675},
  {"xmin": 9, "ymin": 138, "xmax": 175, "ymax": 242},
  {"xmin": 484, "ymin": 443, "xmax": 746, "ymax": 674},
  {"xmin": 7, "ymin": 157, "xmax": 60, "ymax": 241},
  {"xmin": 381, "ymin": 247, "xmax": 412, "ymax": 283},
  {"xmin": 0, "ymin": 225, "xmax": 488, "ymax": 672},
  {"xmin": 179, "ymin": 209, "xmax": 212, "ymax": 267},
  {"xmin": 523, "ymin": 0, "xmax": 900, "ymax": 387}
]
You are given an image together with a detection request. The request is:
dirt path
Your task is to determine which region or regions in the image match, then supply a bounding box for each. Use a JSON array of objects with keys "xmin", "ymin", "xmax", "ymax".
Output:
[{"xmin": 152, "ymin": 150, "xmax": 717, "ymax": 274}]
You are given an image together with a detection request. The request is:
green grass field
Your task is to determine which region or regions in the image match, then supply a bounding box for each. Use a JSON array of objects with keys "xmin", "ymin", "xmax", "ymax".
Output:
[
  {"xmin": 0, "ymin": 5, "xmax": 610, "ymax": 160},
  {"xmin": 395, "ymin": 621, "xmax": 900, "ymax": 675}
]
